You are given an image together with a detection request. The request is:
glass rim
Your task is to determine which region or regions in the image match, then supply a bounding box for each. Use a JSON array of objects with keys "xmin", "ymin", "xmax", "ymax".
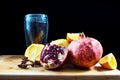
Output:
[{"xmin": 25, "ymin": 13, "xmax": 47, "ymax": 17}]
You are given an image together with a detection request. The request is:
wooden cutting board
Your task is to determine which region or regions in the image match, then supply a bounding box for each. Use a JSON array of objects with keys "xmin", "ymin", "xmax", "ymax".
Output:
[{"xmin": 0, "ymin": 55, "xmax": 120, "ymax": 80}]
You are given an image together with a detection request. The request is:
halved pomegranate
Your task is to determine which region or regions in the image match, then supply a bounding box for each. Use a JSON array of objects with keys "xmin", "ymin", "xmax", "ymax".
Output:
[{"xmin": 40, "ymin": 43, "xmax": 68, "ymax": 69}]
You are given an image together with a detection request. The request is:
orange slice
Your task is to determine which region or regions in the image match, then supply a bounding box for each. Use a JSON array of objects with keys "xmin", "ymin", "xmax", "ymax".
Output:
[
  {"xmin": 50, "ymin": 39, "xmax": 69, "ymax": 47},
  {"xmin": 66, "ymin": 33, "xmax": 81, "ymax": 43},
  {"xmin": 24, "ymin": 43, "xmax": 44, "ymax": 61},
  {"xmin": 99, "ymin": 53, "xmax": 117, "ymax": 70}
]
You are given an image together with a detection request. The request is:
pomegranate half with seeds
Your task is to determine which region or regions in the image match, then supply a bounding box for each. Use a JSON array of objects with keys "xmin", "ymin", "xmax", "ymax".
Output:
[{"xmin": 40, "ymin": 44, "xmax": 68, "ymax": 69}]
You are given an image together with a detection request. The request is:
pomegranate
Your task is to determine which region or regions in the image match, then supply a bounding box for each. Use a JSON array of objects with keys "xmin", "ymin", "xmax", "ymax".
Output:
[
  {"xmin": 68, "ymin": 32, "xmax": 103, "ymax": 68},
  {"xmin": 40, "ymin": 43, "xmax": 68, "ymax": 69}
]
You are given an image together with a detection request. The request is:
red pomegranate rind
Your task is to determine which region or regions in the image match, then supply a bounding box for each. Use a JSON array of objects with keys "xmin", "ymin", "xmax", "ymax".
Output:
[
  {"xmin": 68, "ymin": 36, "xmax": 103, "ymax": 68},
  {"xmin": 40, "ymin": 44, "xmax": 68, "ymax": 69}
]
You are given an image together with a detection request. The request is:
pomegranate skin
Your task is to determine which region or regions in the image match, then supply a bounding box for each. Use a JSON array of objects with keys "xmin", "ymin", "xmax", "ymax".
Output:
[{"xmin": 68, "ymin": 35, "xmax": 103, "ymax": 68}]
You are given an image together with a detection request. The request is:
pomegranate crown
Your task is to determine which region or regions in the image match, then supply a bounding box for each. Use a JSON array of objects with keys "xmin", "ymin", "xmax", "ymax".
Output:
[{"xmin": 80, "ymin": 32, "xmax": 86, "ymax": 38}]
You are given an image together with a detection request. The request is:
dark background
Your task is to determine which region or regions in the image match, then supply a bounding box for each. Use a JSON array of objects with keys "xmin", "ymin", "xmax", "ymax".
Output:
[{"xmin": 0, "ymin": 0, "xmax": 120, "ymax": 58}]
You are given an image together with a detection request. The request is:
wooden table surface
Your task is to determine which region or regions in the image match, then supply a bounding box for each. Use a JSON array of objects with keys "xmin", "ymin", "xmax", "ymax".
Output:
[{"xmin": 0, "ymin": 55, "xmax": 120, "ymax": 80}]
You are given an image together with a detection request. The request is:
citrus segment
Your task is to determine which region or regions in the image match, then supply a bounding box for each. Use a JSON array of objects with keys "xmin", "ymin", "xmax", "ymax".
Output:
[
  {"xmin": 50, "ymin": 39, "xmax": 69, "ymax": 47},
  {"xmin": 24, "ymin": 43, "xmax": 44, "ymax": 61},
  {"xmin": 66, "ymin": 33, "xmax": 81, "ymax": 42},
  {"xmin": 99, "ymin": 53, "xmax": 117, "ymax": 70}
]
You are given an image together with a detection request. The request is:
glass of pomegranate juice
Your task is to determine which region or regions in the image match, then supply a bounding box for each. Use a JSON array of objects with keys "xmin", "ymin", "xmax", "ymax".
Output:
[{"xmin": 24, "ymin": 14, "xmax": 49, "ymax": 47}]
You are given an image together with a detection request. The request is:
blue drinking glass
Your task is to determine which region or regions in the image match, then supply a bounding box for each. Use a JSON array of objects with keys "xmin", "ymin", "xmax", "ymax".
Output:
[{"xmin": 24, "ymin": 14, "xmax": 49, "ymax": 47}]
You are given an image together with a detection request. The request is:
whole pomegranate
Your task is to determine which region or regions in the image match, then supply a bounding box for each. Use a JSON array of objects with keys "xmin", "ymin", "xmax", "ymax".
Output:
[
  {"xmin": 68, "ymin": 32, "xmax": 103, "ymax": 68},
  {"xmin": 40, "ymin": 43, "xmax": 68, "ymax": 69}
]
